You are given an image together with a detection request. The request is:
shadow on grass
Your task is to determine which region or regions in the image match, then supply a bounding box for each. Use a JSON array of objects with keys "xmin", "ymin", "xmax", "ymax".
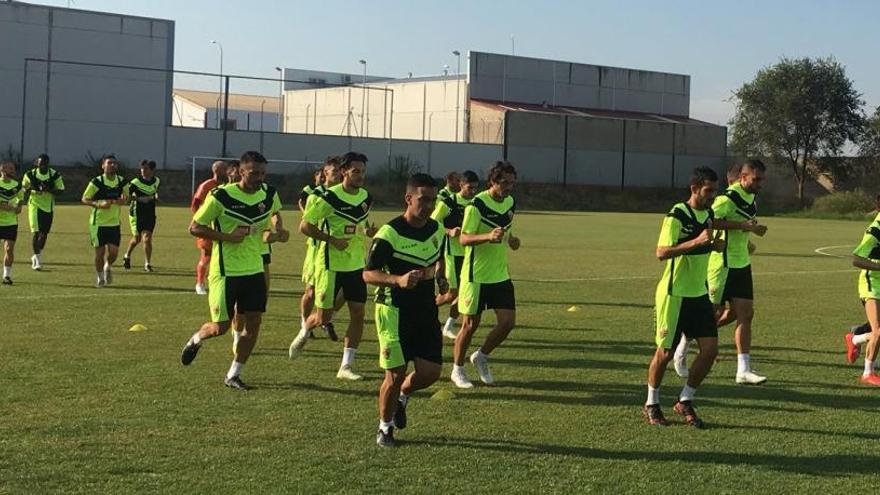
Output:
[
  {"xmin": 250, "ymin": 381, "xmax": 378, "ymax": 396},
  {"xmin": 518, "ymin": 300, "xmax": 653, "ymax": 309}
]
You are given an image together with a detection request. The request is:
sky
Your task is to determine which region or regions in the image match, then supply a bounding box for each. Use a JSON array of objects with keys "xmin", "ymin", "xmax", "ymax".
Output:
[{"xmin": 37, "ymin": 0, "xmax": 880, "ymax": 125}]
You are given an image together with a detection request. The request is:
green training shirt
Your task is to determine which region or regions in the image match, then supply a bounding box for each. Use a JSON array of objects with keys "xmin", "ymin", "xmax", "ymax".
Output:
[
  {"xmin": 193, "ymin": 183, "xmax": 282, "ymax": 277},
  {"xmin": 0, "ymin": 178, "xmax": 24, "ymax": 227},
  {"xmin": 657, "ymin": 202, "xmax": 715, "ymax": 298},
  {"xmin": 22, "ymin": 167, "xmax": 64, "ymax": 213},
  {"xmin": 125, "ymin": 176, "xmax": 160, "ymax": 220},
  {"xmin": 460, "ymin": 190, "xmax": 515, "ymax": 284},
  {"xmin": 431, "ymin": 192, "xmax": 470, "ymax": 257},
  {"xmin": 303, "ymin": 183, "xmax": 373, "ymax": 272},
  {"xmin": 709, "ymin": 182, "xmax": 756, "ymax": 269},
  {"xmin": 82, "ymin": 174, "xmax": 125, "ymax": 227},
  {"xmin": 854, "ymin": 216, "xmax": 880, "ymax": 297}
]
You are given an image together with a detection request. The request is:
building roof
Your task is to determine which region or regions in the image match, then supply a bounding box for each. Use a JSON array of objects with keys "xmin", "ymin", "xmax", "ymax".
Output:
[
  {"xmin": 470, "ymin": 99, "xmax": 722, "ymax": 127},
  {"xmin": 173, "ymin": 89, "xmax": 280, "ymax": 113}
]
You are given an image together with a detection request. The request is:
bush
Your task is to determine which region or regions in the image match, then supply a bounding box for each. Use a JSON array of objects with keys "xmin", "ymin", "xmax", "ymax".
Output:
[{"xmin": 809, "ymin": 189, "xmax": 873, "ymax": 214}]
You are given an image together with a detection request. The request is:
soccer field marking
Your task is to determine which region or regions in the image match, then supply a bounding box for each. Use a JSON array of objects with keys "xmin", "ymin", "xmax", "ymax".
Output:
[
  {"xmin": 814, "ymin": 245, "xmax": 853, "ymax": 259},
  {"xmin": 4, "ymin": 290, "xmax": 190, "ymax": 301},
  {"xmin": 515, "ymin": 268, "xmax": 854, "ymax": 283}
]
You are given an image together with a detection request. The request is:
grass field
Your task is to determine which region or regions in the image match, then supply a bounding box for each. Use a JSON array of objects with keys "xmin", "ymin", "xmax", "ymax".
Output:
[{"xmin": 2, "ymin": 204, "xmax": 878, "ymax": 493}]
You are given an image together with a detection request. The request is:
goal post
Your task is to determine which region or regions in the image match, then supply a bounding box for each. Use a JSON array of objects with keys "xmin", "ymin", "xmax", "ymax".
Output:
[{"xmin": 190, "ymin": 156, "xmax": 325, "ymax": 197}]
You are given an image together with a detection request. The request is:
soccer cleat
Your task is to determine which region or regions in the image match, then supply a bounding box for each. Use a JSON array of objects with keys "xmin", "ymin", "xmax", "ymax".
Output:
[
  {"xmin": 195, "ymin": 283, "xmax": 208, "ymax": 295},
  {"xmin": 376, "ymin": 428, "xmax": 395, "ymax": 447},
  {"xmin": 224, "ymin": 375, "xmax": 252, "ymax": 391},
  {"xmin": 123, "ymin": 257, "xmax": 131, "ymax": 270},
  {"xmin": 322, "ymin": 322, "xmax": 338, "ymax": 342},
  {"xmin": 845, "ymin": 333, "xmax": 861, "ymax": 364},
  {"xmin": 336, "ymin": 366, "xmax": 363, "ymax": 381},
  {"xmin": 1, "ymin": 277, "xmax": 11, "ymax": 285},
  {"xmin": 288, "ymin": 333, "xmax": 308, "ymax": 359},
  {"xmin": 735, "ymin": 370, "xmax": 767, "ymax": 385},
  {"xmin": 673, "ymin": 400, "xmax": 704, "ymax": 428},
  {"xmin": 95, "ymin": 278, "xmax": 105, "ymax": 288},
  {"xmin": 450, "ymin": 368, "xmax": 474, "ymax": 389},
  {"xmin": 470, "ymin": 351, "xmax": 494, "ymax": 385},
  {"xmin": 393, "ymin": 398, "xmax": 407, "ymax": 430},
  {"xmin": 104, "ymin": 267, "xmax": 113, "ymax": 285},
  {"xmin": 442, "ymin": 318, "xmax": 458, "ymax": 340},
  {"xmin": 144, "ymin": 264, "xmax": 154, "ymax": 273},
  {"xmin": 31, "ymin": 255, "xmax": 41, "ymax": 271},
  {"xmin": 642, "ymin": 404, "xmax": 668, "ymax": 426},
  {"xmin": 180, "ymin": 340, "xmax": 201, "ymax": 365},
  {"xmin": 859, "ymin": 373, "xmax": 880, "ymax": 386}
]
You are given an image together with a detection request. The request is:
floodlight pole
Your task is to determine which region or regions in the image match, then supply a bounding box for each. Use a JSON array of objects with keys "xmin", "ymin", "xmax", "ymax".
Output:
[
  {"xmin": 453, "ymin": 50, "xmax": 461, "ymax": 142},
  {"xmin": 210, "ymin": 40, "xmax": 223, "ymax": 127},
  {"xmin": 275, "ymin": 66, "xmax": 283, "ymax": 132}
]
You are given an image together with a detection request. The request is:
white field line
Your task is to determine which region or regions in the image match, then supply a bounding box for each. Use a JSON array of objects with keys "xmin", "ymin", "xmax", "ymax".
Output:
[
  {"xmin": 814, "ymin": 245, "xmax": 853, "ymax": 259},
  {"xmin": 515, "ymin": 268, "xmax": 855, "ymax": 283}
]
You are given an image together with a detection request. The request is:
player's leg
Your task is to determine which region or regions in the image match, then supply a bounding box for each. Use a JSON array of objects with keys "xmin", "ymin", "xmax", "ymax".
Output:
[
  {"xmin": 377, "ymin": 365, "xmax": 406, "ymax": 447},
  {"xmin": 375, "ymin": 303, "xmax": 406, "ymax": 446},
  {"xmin": 142, "ymin": 230, "xmax": 153, "ymax": 270},
  {"xmin": 396, "ymin": 313, "xmax": 443, "ymax": 431},
  {"xmin": 181, "ymin": 273, "xmax": 236, "ymax": 366},
  {"xmin": 1, "ymin": 238, "xmax": 14, "ymax": 284},
  {"xmin": 451, "ymin": 282, "xmax": 482, "ymax": 389},
  {"xmin": 859, "ymin": 299, "xmax": 880, "ymax": 385},
  {"xmin": 846, "ymin": 304, "xmax": 871, "ymax": 363},
  {"xmin": 195, "ymin": 244, "xmax": 210, "ymax": 294},
  {"xmin": 338, "ymin": 299, "xmax": 365, "ymax": 380},
  {"xmin": 731, "ymin": 297, "xmax": 762, "ymax": 383},
  {"xmin": 104, "ymin": 232, "xmax": 119, "ymax": 285},
  {"xmin": 290, "ymin": 268, "xmax": 338, "ymax": 358},
  {"xmin": 93, "ymin": 243, "xmax": 106, "ymax": 287},
  {"xmin": 644, "ymin": 290, "xmax": 684, "ymax": 426}
]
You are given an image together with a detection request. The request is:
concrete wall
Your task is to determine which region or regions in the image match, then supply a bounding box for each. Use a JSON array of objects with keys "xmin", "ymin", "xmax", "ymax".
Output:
[
  {"xmin": 468, "ymin": 51, "xmax": 690, "ymax": 117},
  {"xmin": 469, "ymin": 101, "xmax": 505, "ymax": 144},
  {"xmin": 172, "ymin": 95, "xmax": 205, "ymax": 127},
  {"xmin": 1, "ymin": 2, "xmax": 174, "ymax": 160}
]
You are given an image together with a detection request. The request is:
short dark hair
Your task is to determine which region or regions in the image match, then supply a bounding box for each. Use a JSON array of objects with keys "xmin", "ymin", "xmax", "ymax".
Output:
[
  {"xmin": 325, "ymin": 155, "xmax": 343, "ymax": 167},
  {"xmin": 228, "ymin": 160, "xmax": 240, "ymax": 168},
  {"xmin": 341, "ymin": 152, "xmax": 367, "ymax": 169},
  {"xmin": 462, "ymin": 170, "xmax": 479, "ymax": 184},
  {"xmin": 690, "ymin": 166, "xmax": 719, "ymax": 187},
  {"xmin": 488, "ymin": 160, "xmax": 517, "ymax": 184},
  {"xmin": 407, "ymin": 173, "xmax": 438, "ymax": 191},
  {"xmin": 445, "ymin": 171, "xmax": 460, "ymax": 182},
  {"xmin": 101, "ymin": 153, "xmax": 117, "ymax": 163},
  {"xmin": 726, "ymin": 163, "xmax": 741, "ymax": 179},
  {"xmin": 139, "ymin": 159, "xmax": 157, "ymax": 170},
  {"xmin": 0, "ymin": 160, "xmax": 15, "ymax": 169},
  {"xmin": 36, "ymin": 153, "xmax": 49, "ymax": 163},
  {"xmin": 742, "ymin": 159, "xmax": 766, "ymax": 172},
  {"xmin": 239, "ymin": 151, "xmax": 267, "ymax": 166}
]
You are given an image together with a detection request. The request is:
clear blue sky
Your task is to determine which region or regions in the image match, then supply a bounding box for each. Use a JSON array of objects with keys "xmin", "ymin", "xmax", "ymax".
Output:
[{"xmin": 38, "ymin": 0, "xmax": 880, "ymax": 125}]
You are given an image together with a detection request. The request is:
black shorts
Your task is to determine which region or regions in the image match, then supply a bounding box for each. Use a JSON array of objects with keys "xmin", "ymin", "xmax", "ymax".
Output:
[
  {"xmin": 262, "ymin": 253, "xmax": 272, "ymax": 265},
  {"xmin": 399, "ymin": 304, "xmax": 442, "ymax": 365},
  {"xmin": 36, "ymin": 210, "xmax": 53, "ymax": 234},
  {"xmin": 316, "ymin": 268, "xmax": 367, "ymax": 308},
  {"xmin": 671, "ymin": 295, "xmax": 718, "ymax": 348},
  {"xmin": 459, "ymin": 279, "xmax": 516, "ymax": 315},
  {"xmin": 91, "ymin": 225, "xmax": 121, "ymax": 247},
  {"xmin": 136, "ymin": 215, "xmax": 156, "ymax": 234},
  {"xmin": 211, "ymin": 273, "xmax": 268, "ymax": 322},
  {"xmin": 0, "ymin": 225, "xmax": 18, "ymax": 242},
  {"xmin": 722, "ymin": 266, "xmax": 754, "ymax": 301}
]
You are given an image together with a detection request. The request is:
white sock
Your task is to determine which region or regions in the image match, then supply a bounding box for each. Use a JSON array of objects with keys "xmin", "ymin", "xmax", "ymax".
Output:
[
  {"xmin": 35, "ymin": 253, "xmax": 41, "ymax": 262},
  {"xmin": 300, "ymin": 316, "xmax": 307, "ymax": 332},
  {"xmin": 680, "ymin": 385, "xmax": 697, "ymax": 402},
  {"xmin": 399, "ymin": 393, "xmax": 409, "ymax": 406},
  {"xmin": 443, "ymin": 317, "xmax": 456, "ymax": 332},
  {"xmin": 737, "ymin": 353, "xmax": 751, "ymax": 374},
  {"xmin": 2, "ymin": 266, "xmax": 10, "ymax": 278},
  {"xmin": 226, "ymin": 361, "xmax": 243, "ymax": 379},
  {"xmin": 341, "ymin": 347, "xmax": 356, "ymax": 368},
  {"xmin": 864, "ymin": 359, "xmax": 874, "ymax": 377},
  {"xmin": 191, "ymin": 332, "xmax": 201, "ymax": 345},
  {"xmin": 378, "ymin": 420, "xmax": 394, "ymax": 433},
  {"xmin": 473, "ymin": 349, "xmax": 488, "ymax": 360},
  {"xmin": 96, "ymin": 271, "xmax": 105, "ymax": 282},
  {"xmin": 104, "ymin": 262, "xmax": 111, "ymax": 271},
  {"xmin": 144, "ymin": 261, "xmax": 151, "ymax": 268},
  {"xmin": 296, "ymin": 326, "xmax": 310, "ymax": 339},
  {"xmin": 645, "ymin": 386, "xmax": 660, "ymax": 406},
  {"xmin": 853, "ymin": 333, "xmax": 871, "ymax": 346},
  {"xmin": 674, "ymin": 338, "xmax": 690, "ymax": 360},
  {"xmin": 453, "ymin": 364, "xmax": 466, "ymax": 375}
]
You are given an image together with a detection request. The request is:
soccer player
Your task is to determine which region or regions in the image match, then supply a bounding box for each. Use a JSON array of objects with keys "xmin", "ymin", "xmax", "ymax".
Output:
[
  {"xmin": 191, "ymin": 160, "xmax": 228, "ymax": 295},
  {"xmin": 364, "ymin": 173, "xmax": 448, "ymax": 447},
  {"xmin": 226, "ymin": 160, "xmax": 241, "ymax": 184},
  {"xmin": 298, "ymin": 168, "xmax": 323, "ymax": 211},
  {"xmin": 289, "ymin": 151, "xmax": 377, "ymax": 381},
  {"xmin": 438, "ymin": 171, "xmax": 460, "ymax": 202},
  {"xmin": 450, "ymin": 161, "xmax": 521, "ymax": 389},
  {"xmin": 81, "ymin": 155, "xmax": 126, "ymax": 288},
  {"xmin": 180, "ymin": 151, "xmax": 285, "ymax": 390},
  {"xmin": 643, "ymin": 166, "xmax": 725, "ymax": 428},
  {"xmin": 849, "ymin": 216, "xmax": 880, "ymax": 385},
  {"xmin": 0, "ymin": 161, "xmax": 24, "ymax": 285},
  {"xmin": 21, "ymin": 154, "xmax": 64, "ymax": 270},
  {"xmin": 123, "ymin": 160, "xmax": 161, "ymax": 272},
  {"xmin": 432, "ymin": 170, "xmax": 480, "ymax": 339}
]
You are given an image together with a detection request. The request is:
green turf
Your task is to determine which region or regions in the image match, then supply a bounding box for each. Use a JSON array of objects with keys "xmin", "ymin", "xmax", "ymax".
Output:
[{"xmin": 2, "ymin": 205, "xmax": 877, "ymax": 493}]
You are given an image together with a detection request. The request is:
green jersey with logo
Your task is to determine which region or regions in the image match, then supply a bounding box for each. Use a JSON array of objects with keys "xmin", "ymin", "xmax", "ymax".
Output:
[
  {"xmin": 82, "ymin": 174, "xmax": 125, "ymax": 227},
  {"xmin": 461, "ymin": 190, "xmax": 515, "ymax": 284},
  {"xmin": 854, "ymin": 214, "xmax": 880, "ymax": 300},
  {"xmin": 125, "ymin": 176, "xmax": 160, "ymax": 220},
  {"xmin": 0, "ymin": 178, "xmax": 24, "ymax": 227},
  {"xmin": 431, "ymin": 192, "xmax": 471, "ymax": 257},
  {"xmin": 708, "ymin": 183, "xmax": 756, "ymax": 270},
  {"xmin": 656, "ymin": 202, "xmax": 715, "ymax": 298},
  {"xmin": 22, "ymin": 167, "xmax": 64, "ymax": 213},
  {"xmin": 303, "ymin": 183, "xmax": 373, "ymax": 272}
]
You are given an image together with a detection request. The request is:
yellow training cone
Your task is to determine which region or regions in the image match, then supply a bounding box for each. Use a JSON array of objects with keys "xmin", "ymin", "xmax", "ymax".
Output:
[
  {"xmin": 431, "ymin": 389, "xmax": 455, "ymax": 400},
  {"xmin": 128, "ymin": 323, "xmax": 148, "ymax": 332},
  {"xmin": 567, "ymin": 306, "xmax": 580, "ymax": 312}
]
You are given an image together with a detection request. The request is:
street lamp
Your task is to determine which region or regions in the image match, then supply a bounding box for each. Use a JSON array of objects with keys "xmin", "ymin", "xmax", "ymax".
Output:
[
  {"xmin": 358, "ymin": 59, "xmax": 367, "ymax": 137},
  {"xmin": 275, "ymin": 66, "xmax": 284, "ymax": 132},
  {"xmin": 453, "ymin": 50, "xmax": 461, "ymax": 142},
  {"xmin": 210, "ymin": 40, "xmax": 224, "ymax": 128}
]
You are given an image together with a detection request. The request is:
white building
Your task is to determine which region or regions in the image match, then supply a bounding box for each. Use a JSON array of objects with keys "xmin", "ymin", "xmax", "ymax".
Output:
[{"xmin": 173, "ymin": 89, "xmax": 280, "ymax": 132}]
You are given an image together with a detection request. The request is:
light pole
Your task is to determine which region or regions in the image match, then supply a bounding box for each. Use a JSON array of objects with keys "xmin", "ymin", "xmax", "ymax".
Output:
[
  {"xmin": 210, "ymin": 40, "xmax": 223, "ymax": 128},
  {"xmin": 358, "ymin": 59, "xmax": 366, "ymax": 137},
  {"xmin": 510, "ymin": 34, "xmax": 515, "ymax": 55},
  {"xmin": 274, "ymin": 66, "xmax": 283, "ymax": 132},
  {"xmin": 453, "ymin": 50, "xmax": 461, "ymax": 142}
]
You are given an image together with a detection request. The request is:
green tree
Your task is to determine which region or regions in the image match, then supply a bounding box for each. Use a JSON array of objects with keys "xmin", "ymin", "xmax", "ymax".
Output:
[
  {"xmin": 861, "ymin": 107, "xmax": 880, "ymax": 157},
  {"xmin": 730, "ymin": 57, "xmax": 864, "ymax": 206}
]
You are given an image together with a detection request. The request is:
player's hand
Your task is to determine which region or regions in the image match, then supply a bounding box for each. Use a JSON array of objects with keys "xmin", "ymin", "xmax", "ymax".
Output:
[
  {"xmin": 228, "ymin": 225, "xmax": 249, "ymax": 243},
  {"xmin": 752, "ymin": 223, "xmax": 768, "ymax": 237},
  {"xmin": 330, "ymin": 237, "xmax": 349, "ymax": 251},
  {"xmin": 275, "ymin": 228, "xmax": 290, "ymax": 243},
  {"xmin": 695, "ymin": 228, "xmax": 712, "ymax": 246},
  {"xmin": 508, "ymin": 235, "xmax": 521, "ymax": 250},
  {"xmin": 435, "ymin": 292, "xmax": 455, "ymax": 306},
  {"xmin": 95, "ymin": 200, "xmax": 110, "ymax": 209},
  {"xmin": 488, "ymin": 227, "xmax": 505, "ymax": 243},
  {"xmin": 436, "ymin": 275, "xmax": 449, "ymax": 294},
  {"xmin": 365, "ymin": 221, "xmax": 378, "ymax": 238},
  {"xmin": 397, "ymin": 269, "xmax": 422, "ymax": 289},
  {"xmin": 711, "ymin": 238, "xmax": 726, "ymax": 253},
  {"xmin": 748, "ymin": 241, "xmax": 757, "ymax": 254},
  {"xmin": 449, "ymin": 227, "xmax": 462, "ymax": 238}
]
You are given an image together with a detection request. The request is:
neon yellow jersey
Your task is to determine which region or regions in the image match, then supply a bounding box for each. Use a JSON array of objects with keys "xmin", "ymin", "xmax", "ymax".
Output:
[
  {"xmin": 302, "ymin": 185, "xmax": 326, "ymax": 261},
  {"xmin": 854, "ymin": 217, "xmax": 880, "ymax": 299},
  {"xmin": 708, "ymin": 183, "xmax": 756, "ymax": 269},
  {"xmin": 431, "ymin": 192, "xmax": 470, "ymax": 257},
  {"xmin": 82, "ymin": 174, "xmax": 125, "ymax": 227},
  {"xmin": 125, "ymin": 176, "xmax": 160, "ymax": 220},
  {"xmin": 656, "ymin": 203, "xmax": 715, "ymax": 298},
  {"xmin": 21, "ymin": 167, "xmax": 64, "ymax": 213},
  {"xmin": 303, "ymin": 183, "xmax": 373, "ymax": 272},
  {"xmin": 461, "ymin": 190, "xmax": 515, "ymax": 284},
  {"xmin": 193, "ymin": 183, "xmax": 282, "ymax": 277},
  {"xmin": 0, "ymin": 178, "xmax": 24, "ymax": 227}
]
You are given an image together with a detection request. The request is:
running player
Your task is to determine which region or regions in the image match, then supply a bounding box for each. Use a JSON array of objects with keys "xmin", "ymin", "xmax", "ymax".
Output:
[
  {"xmin": 289, "ymin": 151, "xmax": 377, "ymax": 381},
  {"xmin": 450, "ymin": 161, "xmax": 521, "ymax": 389},
  {"xmin": 192, "ymin": 160, "xmax": 228, "ymax": 295},
  {"xmin": 226, "ymin": 160, "xmax": 240, "ymax": 184},
  {"xmin": 643, "ymin": 166, "xmax": 724, "ymax": 428},
  {"xmin": 0, "ymin": 161, "xmax": 24, "ymax": 285},
  {"xmin": 123, "ymin": 160, "xmax": 161, "ymax": 271},
  {"xmin": 81, "ymin": 155, "xmax": 126, "ymax": 288},
  {"xmin": 438, "ymin": 171, "xmax": 460, "ymax": 203},
  {"xmin": 180, "ymin": 151, "xmax": 285, "ymax": 390},
  {"xmin": 364, "ymin": 173, "xmax": 447, "ymax": 447},
  {"xmin": 21, "ymin": 154, "xmax": 64, "ymax": 270},
  {"xmin": 432, "ymin": 170, "xmax": 479, "ymax": 339},
  {"xmin": 850, "ymin": 215, "xmax": 880, "ymax": 385},
  {"xmin": 299, "ymin": 168, "xmax": 323, "ymax": 210}
]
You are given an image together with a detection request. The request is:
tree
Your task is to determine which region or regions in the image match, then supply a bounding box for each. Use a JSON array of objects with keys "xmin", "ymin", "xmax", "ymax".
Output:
[
  {"xmin": 861, "ymin": 107, "xmax": 880, "ymax": 158},
  {"xmin": 729, "ymin": 57, "xmax": 864, "ymax": 206}
]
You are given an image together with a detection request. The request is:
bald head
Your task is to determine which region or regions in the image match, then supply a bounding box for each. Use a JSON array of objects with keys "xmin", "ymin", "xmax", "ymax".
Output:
[{"xmin": 211, "ymin": 160, "xmax": 228, "ymax": 180}]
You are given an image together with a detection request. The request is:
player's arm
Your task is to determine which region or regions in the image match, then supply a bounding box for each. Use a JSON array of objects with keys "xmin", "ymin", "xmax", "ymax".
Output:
[
  {"xmin": 81, "ymin": 181, "xmax": 109, "ymax": 209},
  {"xmin": 297, "ymin": 188, "xmax": 309, "ymax": 212},
  {"xmin": 853, "ymin": 255, "xmax": 880, "ymax": 271},
  {"xmin": 300, "ymin": 198, "xmax": 347, "ymax": 250},
  {"xmin": 264, "ymin": 211, "xmax": 290, "ymax": 244},
  {"xmin": 655, "ymin": 216, "xmax": 712, "ymax": 260},
  {"xmin": 190, "ymin": 194, "xmax": 247, "ymax": 243},
  {"xmin": 51, "ymin": 175, "xmax": 65, "ymax": 196},
  {"xmin": 459, "ymin": 205, "xmax": 504, "ymax": 246},
  {"xmin": 362, "ymin": 238, "xmax": 420, "ymax": 289}
]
